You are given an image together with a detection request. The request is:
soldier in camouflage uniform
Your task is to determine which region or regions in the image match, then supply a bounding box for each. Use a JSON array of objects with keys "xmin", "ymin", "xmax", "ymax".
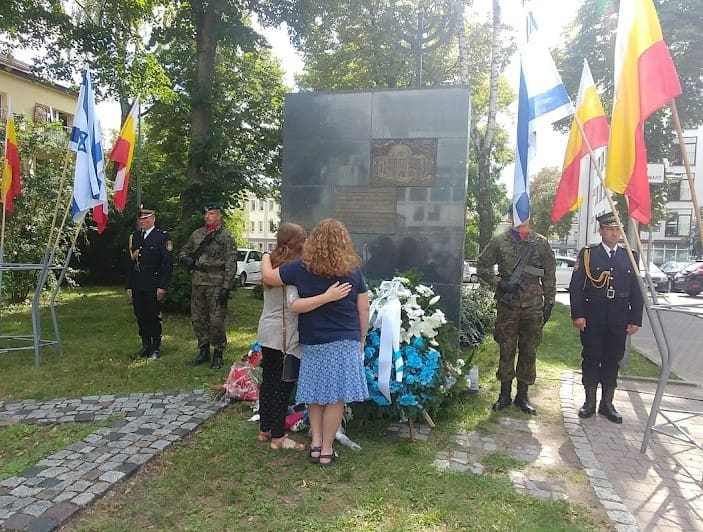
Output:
[
  {"xmin": 477, "ymin": 210, "xmax": 556, "ymax": 415},
  {"xmin": 179, "ymin": 202, "xmax": 238, "ymax": 369}
]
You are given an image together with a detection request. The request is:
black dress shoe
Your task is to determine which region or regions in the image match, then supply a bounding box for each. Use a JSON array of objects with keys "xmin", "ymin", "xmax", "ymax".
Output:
[{"xmin": 149, "ymin": 349, "xmax": 160, "ymax": 360}]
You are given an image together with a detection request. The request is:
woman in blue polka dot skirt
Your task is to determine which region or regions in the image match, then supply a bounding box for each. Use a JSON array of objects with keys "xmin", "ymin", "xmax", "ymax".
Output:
[{"xmin": 263, "ymin": 219, "xmax": 370, "ymax": 467}]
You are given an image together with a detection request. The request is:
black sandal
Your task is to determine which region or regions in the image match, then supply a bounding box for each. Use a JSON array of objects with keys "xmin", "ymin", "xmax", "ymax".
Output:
[
  {"xmin": 318, "ymin": 449, "xmax": 339, "ymax": 467},
  {"xmin": 309, "ymin": 446, "xmax": 322, "ymax": 464}
]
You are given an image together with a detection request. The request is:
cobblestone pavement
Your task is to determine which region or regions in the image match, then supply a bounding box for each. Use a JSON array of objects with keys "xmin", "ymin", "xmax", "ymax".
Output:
[
  {"xmin": 564, "ymin": 371, "xmax": 703, "ymax": 532},
  {"xmin": 0, "ymin": 391, "xmax": 225, "ymax": 531}
]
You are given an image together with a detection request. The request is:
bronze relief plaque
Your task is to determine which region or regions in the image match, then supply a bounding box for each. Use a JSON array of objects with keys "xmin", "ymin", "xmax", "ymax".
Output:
[
  {"xmin": 371, "ymin": 138, "xmax": 438, "ymax": 186},
  {"xmin": 333, "ymin": 186, "xmax": 396, "ymax": 234}
]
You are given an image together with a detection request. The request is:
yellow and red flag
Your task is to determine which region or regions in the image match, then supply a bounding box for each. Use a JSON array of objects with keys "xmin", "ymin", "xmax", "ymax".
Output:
[
  {"xmin": 109, "ymin": 100, "xmax": 139, "ymax": 212},
  {"xmin": 1, "ymin": 109, "xmax": 21, "ymax": 215},
  {"xmin": 552, "ymin": 60, "xmax": 609, "ymax": 223},
  {"xmin": 605, "ymin": 0, "xmax": 681, "ymax": 223}
]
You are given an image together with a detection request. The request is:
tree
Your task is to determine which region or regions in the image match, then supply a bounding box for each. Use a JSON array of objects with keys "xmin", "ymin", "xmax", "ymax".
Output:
[
  {"xmin": 556, "ymin": 0, "xmax": 703, "ymax": 160},
  {"xmin": 528, "ymin": 167, "xmax": 575, "ymax": 240}
]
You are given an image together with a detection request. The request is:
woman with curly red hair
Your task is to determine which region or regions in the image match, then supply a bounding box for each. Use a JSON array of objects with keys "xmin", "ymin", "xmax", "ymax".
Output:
[{"xmin": 262, "ymin": 218, "xmax": 370, "ymax": 466}]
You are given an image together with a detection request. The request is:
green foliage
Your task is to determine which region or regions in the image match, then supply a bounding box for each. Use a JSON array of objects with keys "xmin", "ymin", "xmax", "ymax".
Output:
[
  {"xmin": 0, "ymin": 118, "xmax": 77, "ymax": 304},
  {"xmin": 529, "ymin": 166, "xmax": 576, "ymax": 240},
  {"xmin": 162, "ymin": 266, "xmax": 192, "ymax": 314},
  {"xmin": 459, "ymin": 285, "xmax": 496, "ymax": 352}
]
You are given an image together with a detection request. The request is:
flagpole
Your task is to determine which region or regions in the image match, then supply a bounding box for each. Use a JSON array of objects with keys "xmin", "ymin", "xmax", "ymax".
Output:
[{"xmin": 669, "ymin": 100, "xmax": 703, "ymax": 254}]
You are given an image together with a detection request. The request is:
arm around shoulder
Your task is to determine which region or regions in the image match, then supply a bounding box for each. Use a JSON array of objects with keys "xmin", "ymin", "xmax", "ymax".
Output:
[{"xmin": 261, "ymin": 252, "xmax": 284, "ymax": 287}]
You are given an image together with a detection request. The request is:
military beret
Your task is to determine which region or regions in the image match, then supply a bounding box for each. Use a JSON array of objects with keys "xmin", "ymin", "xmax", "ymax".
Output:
[
  {"xmin": 596, "ymin": 211, "xmax": 620, "ymax": 227},
  {"xmin": 204, "ymin": 201, "xmax": 222, "ymax": 213},
  {"xmin": 137, "ymin": 203, "xmax": 156, "ymax": 219}
]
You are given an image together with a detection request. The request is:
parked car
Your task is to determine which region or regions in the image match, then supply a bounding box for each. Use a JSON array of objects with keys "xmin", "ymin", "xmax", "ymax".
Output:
[
  {"xmin": 660, "ymin": 260, "xmax": 688, "ymax": 292},
  {"xmin": 236, "ymin": 248, "xmax": 263, "ymax": 286},
  {"xmin": 672, "ymin": 261, "xmax": 703, "ymax": 296},
  {"xmin": 640, "ymin": 261, "xmax": 670, "ymax": 293},
  {"xmin": 463, "ymin": 260, "xmax": 478, "ymax": 283},
  {"xmin": 555, "ymin": 255, "xmax": 576, "ymax": 291}
]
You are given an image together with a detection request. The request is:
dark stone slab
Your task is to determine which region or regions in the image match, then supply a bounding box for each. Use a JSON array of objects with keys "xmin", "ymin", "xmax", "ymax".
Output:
[
  {"xmin": 38, "ymin": 478, "xmax": 61, "ymax": 489},
  {"xmin": 38, "ymin": 502, "xmax": 79, "ymax": 527},
  {"xmin": 282, "ymin": 88, "xmax": 470, "ymax": 324},
  {"xmin": 27, "ymin": 516, "xmax": 59, "ymax": 532},
  {"xmin": 4, "ymin": 512, "xmax": 34, "ymax": 530},
  {"xmin": 73, "ymin": 413, "xmax": 94, "ymax": 422},
  {"xmin": 115, "ymin": 462, "xmax": 140, "ymax": 478},
  {"xmin": 19, "ymin": 466, "xmax": 46, "ymax": 478}
]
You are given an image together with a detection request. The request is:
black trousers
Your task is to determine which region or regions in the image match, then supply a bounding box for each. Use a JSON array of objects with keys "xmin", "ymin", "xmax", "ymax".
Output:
[
  {"xmin": 132, "ymin": 288, "xmax": 163, "ymax": 346},
  {"xmin": 259, "ymin": 346, "xmax": 295, "ymax": 438},
  {"xmin": 580, "ymin": 300, "xmax": 629, "ymax": 387}
]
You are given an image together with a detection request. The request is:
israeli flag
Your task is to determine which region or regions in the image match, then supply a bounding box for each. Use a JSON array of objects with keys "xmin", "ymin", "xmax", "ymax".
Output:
[
  {"xmin": 69, "ymin": 68, "xmax": 106, "ymax": 223},
  {"xmin": 512, "ymin": 12, "xmax": 573, "ymax": 226}
]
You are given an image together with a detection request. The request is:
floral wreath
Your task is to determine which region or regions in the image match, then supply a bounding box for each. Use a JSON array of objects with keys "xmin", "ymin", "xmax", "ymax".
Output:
[{"xmin": 364, "ymin": 276, "xmax": 465, "ymax": 419}]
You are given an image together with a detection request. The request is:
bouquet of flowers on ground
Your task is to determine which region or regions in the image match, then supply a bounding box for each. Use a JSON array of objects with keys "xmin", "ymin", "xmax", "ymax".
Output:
[{"xmin": 364, "ymin": 275, "xmax": 466, "ymax": 420}]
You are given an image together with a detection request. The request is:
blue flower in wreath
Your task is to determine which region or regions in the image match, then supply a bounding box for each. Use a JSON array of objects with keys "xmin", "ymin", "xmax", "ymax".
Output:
[
  {"xmin": 389, "ymin": 380, "xmax": 403, "ymax": 393},
  {"xmin": 405, "ymin": 349, "xmax": 422, "ymax": 369},
  {"xmin": 370, "ymin": 390, "xmax": 391, "ymax": 406},
  {"xmin": 404, "ymin": 374, "xmax": 416, "ymax": 385},
  {"xmin": 419, "ymin": 366, "xmax": 437, "ymax": 386},
  {"xmin": 412, "ymin": 337, "xmax": 425, "ymax": 350},
  {"xmin": 365, "ymin": 346, "xmax": 377, "ymax": 360},
  {"xmin": 367, "ymin": 331, "xmax": 380, "ymax": 347},
  {"xmin": 399, "ymin": 393, "xmax": 419, "ymax": 407},
  {"xmin": 425, "ymin": 350, "xmax": 440, "ymax": 369}
]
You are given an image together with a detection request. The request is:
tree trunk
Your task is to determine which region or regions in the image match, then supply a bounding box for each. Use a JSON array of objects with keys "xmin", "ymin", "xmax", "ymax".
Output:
[
  {"xmin": 183, "ymin": 0, "xmax": 220, "ymax": 218},
  {"xmin": 475, "ymin": 0, "xmax": 502, "ymax": 250}
]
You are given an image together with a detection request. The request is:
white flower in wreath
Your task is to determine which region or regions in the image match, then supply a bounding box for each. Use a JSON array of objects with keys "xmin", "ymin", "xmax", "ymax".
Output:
[{"xmin": 415, "ymin": 284, "xmax": 434, "ymax": 297}]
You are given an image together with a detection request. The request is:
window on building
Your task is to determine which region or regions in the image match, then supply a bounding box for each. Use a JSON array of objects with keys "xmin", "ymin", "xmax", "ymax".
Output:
[
  {"xmin": 0, "ymin": 93, "xmax": 7, "ymax": 119},
  {"xmin": 664, "ymin": 210, "xmax": 692, "ymax": 237},
  {"xmin": 258, "ymin": 243, "xmax": 264, "ymax": 251},
  {"xmin": 259, "ymin": 200, "xmax": 265, "ymax": 211},
  {"xmin": 666, "ymin": 174, "xmax": 694, "ymax": 202},
  {"xmin": 250, "ymin": 221, "xmax": 255, "ymax": 231},
  {"xmin": 269, "ymin": 220, "xmax": 277, "ymax": 233},
  {"xmin": 269, "ymin": 200, "xmax": 274, "ymax": 210},
  {"xmin": 258, "ymin": 221, "xmax": 263, "ymax": 231},
  {"xmin": 268, "ymin": 243, "xmax": 275, "ymax": 251},
  {"xmin": 250, "ymin": 199, "xmax": 256, "ymax": 210},
  {"xmin": 671, "ymin": 137, "xmax": 697, "ymax": 166}
]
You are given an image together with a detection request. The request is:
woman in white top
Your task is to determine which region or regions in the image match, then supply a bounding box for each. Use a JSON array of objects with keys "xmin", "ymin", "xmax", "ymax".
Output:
[{"xmin": 257, "ymin": 222, "xmax": 349, "ymax": 450}]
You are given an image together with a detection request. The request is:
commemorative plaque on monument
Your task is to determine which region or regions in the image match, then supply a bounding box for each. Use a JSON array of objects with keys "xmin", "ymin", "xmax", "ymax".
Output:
[{"xmin": 281, "ymin": 88, "xmax": 470, "ymax": 324}]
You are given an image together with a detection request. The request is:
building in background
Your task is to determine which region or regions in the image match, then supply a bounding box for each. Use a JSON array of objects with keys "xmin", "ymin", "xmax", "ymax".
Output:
[
  {"xmin": 550, "ymin": 127, "xmax": 703, "ymax": 264},
  {"xmin": 0, "ymin": 55, "xmax": 77, "ymax": 142},
  {"xmin": 243, "ymin": 192, "xmax": 279, "ymax": 251}
]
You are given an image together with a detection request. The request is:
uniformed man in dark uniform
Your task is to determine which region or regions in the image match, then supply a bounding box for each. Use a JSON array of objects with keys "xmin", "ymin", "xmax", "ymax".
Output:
[
  {"xmin": 569, "ymin": 212, "xmax": 644, "ymax": 423},
  {"xmin": 126, "ymin": 203, "xmax": 173, "ymax": 360}
]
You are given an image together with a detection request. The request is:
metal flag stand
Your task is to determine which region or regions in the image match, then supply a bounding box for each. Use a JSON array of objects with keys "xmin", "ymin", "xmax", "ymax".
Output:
[
  {"xmin": 639, "ymin": 100, "xmax": 703, "ymax": 454},
  {"xmin": 0, "ymin": 137, "xmax": 82, "ymax": 367}
]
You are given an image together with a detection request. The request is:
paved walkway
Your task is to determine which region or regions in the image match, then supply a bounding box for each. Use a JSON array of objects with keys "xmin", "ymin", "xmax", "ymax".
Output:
[
  {"xmin": 0, "ymin": 391, "xmax": 225, "ymax": 531},
  {"xmin": 564, "ymin": 372, "xmax": 703, "ymax": 532}
]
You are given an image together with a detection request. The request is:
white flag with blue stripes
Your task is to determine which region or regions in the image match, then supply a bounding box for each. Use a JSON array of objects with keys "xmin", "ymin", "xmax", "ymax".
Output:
[
  {"xmin": 69, "ymin": 68, "xmax": 106, "ymax": 223},
  {"xmin": 512, "ymin": 12, "xmax": 573, "ymax": 226}
]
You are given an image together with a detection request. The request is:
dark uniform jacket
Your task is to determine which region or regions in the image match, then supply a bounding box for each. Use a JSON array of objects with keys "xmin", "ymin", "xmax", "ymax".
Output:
[
  {"xmin": 126, "ymin": 229, "xmax": 173, "ymax": 291},
  {"xmin": 569, "ymin": 244, "xmax": 644, "ymax": 327}
]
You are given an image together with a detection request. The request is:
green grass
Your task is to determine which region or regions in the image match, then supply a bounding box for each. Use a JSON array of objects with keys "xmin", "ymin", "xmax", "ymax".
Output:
[
  {"xmin": 1, "ymin": 291, "xmax": 655, "ymax": 530},
  {"xmin": 0, "ymin": 421, "xmax": 110, "ymax": 480}
]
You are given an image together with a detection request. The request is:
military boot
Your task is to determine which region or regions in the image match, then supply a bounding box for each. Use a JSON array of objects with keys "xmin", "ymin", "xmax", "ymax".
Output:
[
  {"xmin": 492, "ymin": 380, "xmax": 513, "ymax": 411},
  {"xmin": 514, "ymin": 381, "xmax": 537, "ymax": 415},
  {"xmin": 211, "ymin": 348, "xmax": 224, "ymax": 370},
  {"xmin": 578, "ymin": 384, "xmax": 598, "ymax": 418},
  {"xmin": 188, "ymin": 344, "xmax": 210, "ymax": 366},
  {"xmin": 598, "ymin": 385, "xmax": 622, "ymax": 424},
  {"xmin": 135, "ymin": 337, "xmax": 152, "ymax": 358}
]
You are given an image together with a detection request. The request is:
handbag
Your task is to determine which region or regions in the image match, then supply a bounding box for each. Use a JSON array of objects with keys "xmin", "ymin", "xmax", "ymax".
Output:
[{"xmin": 281, "ymin": 287, "xmax": 300, "ymax": 382}]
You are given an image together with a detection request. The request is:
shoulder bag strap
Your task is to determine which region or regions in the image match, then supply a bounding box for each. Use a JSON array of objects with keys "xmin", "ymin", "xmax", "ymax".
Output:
[{"xmin": 281, "ymin": 286, "xmax": 287, "ymax": 354}]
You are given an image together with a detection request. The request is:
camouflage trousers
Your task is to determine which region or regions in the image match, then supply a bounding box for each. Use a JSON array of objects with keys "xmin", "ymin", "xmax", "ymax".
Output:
[
  {"xmin": 493, "ymin": 302, "xmax": 543, "ymax": 384},
  {"xmin": 191, "ymin": 285, "xmax": 228, "ymax": 350}
]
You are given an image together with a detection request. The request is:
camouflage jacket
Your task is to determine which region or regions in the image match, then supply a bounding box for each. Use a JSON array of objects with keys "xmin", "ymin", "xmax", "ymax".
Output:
[
  {"xmin": 180, "ymin": 226, "xmax": 237, "ymax": 288},
  {"xmin": 477, "ymin": 229, "xmax": 556, "ymax": 308}
]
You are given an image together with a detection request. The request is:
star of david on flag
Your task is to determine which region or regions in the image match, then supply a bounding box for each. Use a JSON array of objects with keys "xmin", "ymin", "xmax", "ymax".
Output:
[{"xmin": 69, "ymin": 68, "xmax": 107, "ymax": 230}]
